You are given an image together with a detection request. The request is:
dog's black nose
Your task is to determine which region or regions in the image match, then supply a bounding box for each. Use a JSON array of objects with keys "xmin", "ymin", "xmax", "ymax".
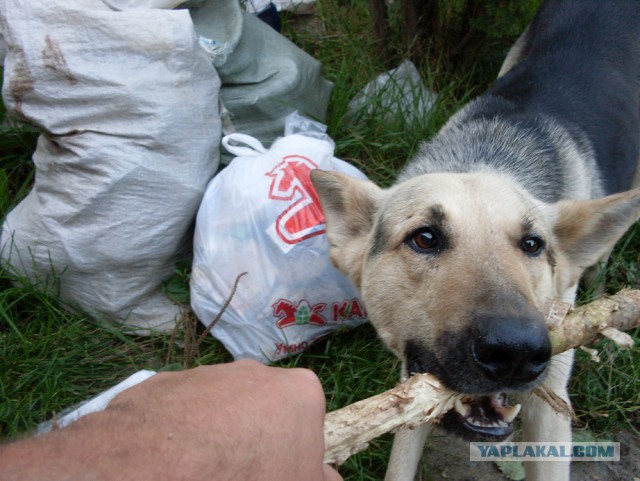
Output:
[{"xmin": 471, "ymin": 316, "xmax": 551, "ymax": 384}]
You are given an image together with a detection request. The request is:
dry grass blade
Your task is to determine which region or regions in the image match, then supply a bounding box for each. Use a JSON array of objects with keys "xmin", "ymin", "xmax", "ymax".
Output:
[{"xmin": 196, "ymin": 271, "xmax": 248, "ymax": 347}]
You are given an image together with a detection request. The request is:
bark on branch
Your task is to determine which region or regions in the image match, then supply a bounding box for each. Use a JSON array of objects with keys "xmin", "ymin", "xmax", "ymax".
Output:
[{"xmin": 323, "ymin": 289, "xmax": 640, "ymax": 465}]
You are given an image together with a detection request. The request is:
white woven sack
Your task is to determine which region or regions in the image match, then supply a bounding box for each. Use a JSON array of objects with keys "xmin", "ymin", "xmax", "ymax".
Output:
[
  {"xmin": 190, "ymin": 133, "xmax": 368, "ymax": 362},
  {"xmin": 0, "ymin": 0, "xmax": 221, "ymax": 331}
]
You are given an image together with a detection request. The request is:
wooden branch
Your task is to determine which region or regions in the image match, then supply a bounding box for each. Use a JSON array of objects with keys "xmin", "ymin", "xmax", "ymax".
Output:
[
  {"xmin": 323, "ymin": 289, "xmax": 640, "ymax": 465},
  {"xmin": 324, "ymin": 373, "xmax": 457, "ymax": 466},
  {"xmin": 547, "ymin": 289, "xmax": 640, "ymax": 353}
]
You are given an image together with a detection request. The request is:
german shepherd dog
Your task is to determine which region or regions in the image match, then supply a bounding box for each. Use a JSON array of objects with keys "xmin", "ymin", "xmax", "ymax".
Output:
[{"xmin": 311, "ymin": 1, "xmax": 640, "ymax": 480}]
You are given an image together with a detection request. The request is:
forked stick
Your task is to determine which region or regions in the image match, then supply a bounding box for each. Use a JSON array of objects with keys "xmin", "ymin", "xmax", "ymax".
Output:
[{"xmin": 323, "ymin": 289, "xmax": 640, "ymax": 465}]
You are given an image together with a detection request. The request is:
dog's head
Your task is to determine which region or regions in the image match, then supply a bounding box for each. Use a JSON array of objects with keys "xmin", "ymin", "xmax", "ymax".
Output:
[{"xmin": 311, "ymin": 169, "xmax": 640, "ymax": 438}]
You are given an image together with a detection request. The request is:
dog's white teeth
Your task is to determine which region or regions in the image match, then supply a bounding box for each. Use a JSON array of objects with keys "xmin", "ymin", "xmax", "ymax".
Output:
[
  {"xmin": 455, "ymin": 399, "xmax": 469, "ymax": 417},
  {"xmin": 502, "ymin": 403, "xmax": 522, "ymax": 423},
  {"xmin": 468, "ymin": 417, "xmax": 483, "ymax": 427},
  {"xmin": 468, "ymin": 418, "xmax": 507, "ymax": 428},
  {"xmin": 455, "ymin": 396, "xmax": 521, "ymax": 429}
]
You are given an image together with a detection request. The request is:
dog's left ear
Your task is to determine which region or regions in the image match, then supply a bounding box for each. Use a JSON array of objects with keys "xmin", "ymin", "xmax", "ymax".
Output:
[
  {"xmin": 553, "ymin": 187, "xmax": 640, "ymax": 282},
  {"xmin": 310, "ymin": 170, "xmax": 384, "ymax": 288}
]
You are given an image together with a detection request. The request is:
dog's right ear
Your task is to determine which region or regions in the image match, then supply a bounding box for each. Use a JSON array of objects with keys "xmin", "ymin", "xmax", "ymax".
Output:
[
  {"xmin": 552, "ymin": 187, "xmax": 640, "ymax": 288},
  {"xmin": 310, "ymin": 170, "xmax": 383, "ymax": 288}
]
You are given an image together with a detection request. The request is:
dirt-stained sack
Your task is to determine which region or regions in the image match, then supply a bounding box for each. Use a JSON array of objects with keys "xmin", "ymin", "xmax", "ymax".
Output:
[{"xmin": 0, "ymin": 0, "xmax": 221, "ymax": 331}]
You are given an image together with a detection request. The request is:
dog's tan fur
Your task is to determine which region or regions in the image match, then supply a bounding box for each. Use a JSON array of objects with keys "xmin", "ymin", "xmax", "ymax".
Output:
[
  {"xmin": 312, "ymin": 159, "xmax": 640, "ymax": 481},
  {"xmin": 314, "ymin": 171, "xmax": 639, "ymax": 370},
  {"xmin": 311, "ymin": 2, "xmax": 640, "ymax": 479},
  {"xmin": 340, "ymin": 174, "xmax": 556, "ymax": 355}
]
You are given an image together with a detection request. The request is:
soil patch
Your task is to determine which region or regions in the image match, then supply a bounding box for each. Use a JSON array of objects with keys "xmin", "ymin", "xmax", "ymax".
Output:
[{"xmin": 421, "ymin": 428, "xmax": 640, "ymax": 481}]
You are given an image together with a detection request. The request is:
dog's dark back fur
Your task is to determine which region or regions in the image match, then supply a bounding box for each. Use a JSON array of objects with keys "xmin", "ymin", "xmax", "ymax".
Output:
[
  {"xmin": 491, "ymin": 0, "xmax": 640, "ymax": 195},
  {"xmin": 400, "ymin": 0, "xmax": 640, "ymax": 201}
]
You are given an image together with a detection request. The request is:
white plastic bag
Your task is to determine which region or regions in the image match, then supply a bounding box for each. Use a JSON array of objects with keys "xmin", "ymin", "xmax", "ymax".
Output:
[
  {"xmin": 0, "ymin": 0, "xmax": 221, "ymax": 331},
  {"xmin": 190, "ymin": 133, "xmax": 368, "ymax": 362},
  {"xmin": 346, "ymin": 59, "xmax": 437, "ymax": 127}
]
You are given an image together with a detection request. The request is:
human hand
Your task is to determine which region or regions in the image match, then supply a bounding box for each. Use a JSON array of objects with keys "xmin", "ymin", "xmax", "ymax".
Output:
[
  {"xmin": 1, "ymin": 360, "xmax": 342, "ymax": 481},
  {"xmin": 107, "ymin": 360, "xmax": 342, "ymax": 481}
]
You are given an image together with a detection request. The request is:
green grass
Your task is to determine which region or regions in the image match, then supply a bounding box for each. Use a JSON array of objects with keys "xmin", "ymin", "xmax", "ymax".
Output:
[
  {"xmin": 570, "ymin": 221, "xmax": 640, "ymax": 437},
  {"xmin": 1, "ymin": 1, "xmax": 639, "ymax": 479}
]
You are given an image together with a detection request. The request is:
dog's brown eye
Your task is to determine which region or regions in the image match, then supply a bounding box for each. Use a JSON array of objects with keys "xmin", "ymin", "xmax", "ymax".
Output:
[
  {"xmin": 521, "ymin": 235, "xmax": 545, "ymax": 256},
  {"xmin": 407, "ymin": 226, "xmax": 439, "ymax": 253}
]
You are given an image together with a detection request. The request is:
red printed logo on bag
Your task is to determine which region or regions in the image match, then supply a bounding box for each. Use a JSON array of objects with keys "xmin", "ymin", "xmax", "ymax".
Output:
[
  {"xmin": 331, "ymin": 298, "xmax": 367, "ymax": 322},
  {"xmin": 266, "ymin": 155, "xmax": 325, "ymax": 244},
  {"xmin": 271, "ymin": 297, "xmax": 367, "ymax": 331},
  {"xmin": 272, "ymin": 299, "xmax": 328, "ymax": 328}
]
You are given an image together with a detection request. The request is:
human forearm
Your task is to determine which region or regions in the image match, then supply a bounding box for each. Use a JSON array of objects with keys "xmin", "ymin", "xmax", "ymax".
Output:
[{"xmin": 2, "ymin": 408, "xmax": 169, "ymax": 481}]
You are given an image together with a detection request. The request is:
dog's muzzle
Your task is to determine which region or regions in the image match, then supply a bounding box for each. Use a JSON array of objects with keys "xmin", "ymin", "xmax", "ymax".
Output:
[{"xmin": 406, "ymin": 311, "xmax": 551, "ymax": 439}]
